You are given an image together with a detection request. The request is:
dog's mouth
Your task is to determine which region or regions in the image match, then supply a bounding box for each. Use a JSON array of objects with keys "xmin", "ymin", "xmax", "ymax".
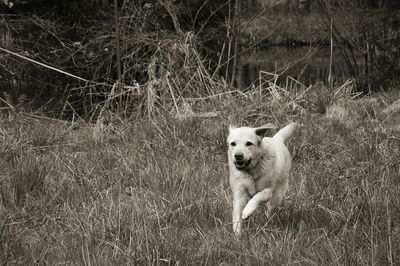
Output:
[{"xmin": 234, "ymin": 159, "xmax": 251, "ymax": 170}]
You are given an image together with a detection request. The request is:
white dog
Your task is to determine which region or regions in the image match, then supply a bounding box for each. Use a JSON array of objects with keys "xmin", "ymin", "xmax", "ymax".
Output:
[{"xmin": 227, "ymin": 122, "xmax": 298, "ymax": 236}]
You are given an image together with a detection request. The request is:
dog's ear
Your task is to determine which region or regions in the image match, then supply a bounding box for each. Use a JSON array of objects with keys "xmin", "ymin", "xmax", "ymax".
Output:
[
  {"xmin": 255, "ymin": 127, "xmax": 268, "ymax": 137},
  {"xmin": 255, "ymin": 123, "xmax": 277, "ymax": 137},
  {"xmin": 229, "ymin": 125, "xmax": 237, "ymax": 133}
]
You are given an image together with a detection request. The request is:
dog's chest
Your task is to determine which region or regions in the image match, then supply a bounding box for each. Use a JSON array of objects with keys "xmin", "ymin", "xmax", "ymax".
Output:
[{"xmin": 244, "ymin": 174, "xmax": 274, "ymax": 196}]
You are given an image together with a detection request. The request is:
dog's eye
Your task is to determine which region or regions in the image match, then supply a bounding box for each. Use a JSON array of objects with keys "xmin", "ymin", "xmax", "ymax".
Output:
[
  {"xmin": 245, "ymin": 142, "xmax": 253, "ymax": 146},
  {"xmin": 230, "ymin": 142, "xmax": 236, "ymax": 146}
]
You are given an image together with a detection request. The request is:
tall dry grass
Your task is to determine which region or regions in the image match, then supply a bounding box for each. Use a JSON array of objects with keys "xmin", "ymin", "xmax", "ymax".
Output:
[{"xmin": 0, "ymin": 76, "xmax": 399, "ymax": 264}]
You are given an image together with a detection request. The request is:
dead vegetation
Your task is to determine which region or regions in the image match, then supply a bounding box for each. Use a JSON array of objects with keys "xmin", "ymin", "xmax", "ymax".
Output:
[
  {"xmin": 1, "ymin": 78, "xmax": 400, "ymax": 264},
  {"xmin": 1, "ymin": 1, "xmax": 400, "ymax": 264}
]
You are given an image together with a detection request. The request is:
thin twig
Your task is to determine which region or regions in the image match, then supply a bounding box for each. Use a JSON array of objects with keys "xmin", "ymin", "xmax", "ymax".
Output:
[{"xmin": 0, "ymin": 46, "xmax": 110, "ymax": 87}]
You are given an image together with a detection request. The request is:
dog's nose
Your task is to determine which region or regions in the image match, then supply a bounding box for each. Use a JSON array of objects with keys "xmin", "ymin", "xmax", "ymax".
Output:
[{"xmin": 234, "ymin": 153, "xmax": 243, "ymax": 160}]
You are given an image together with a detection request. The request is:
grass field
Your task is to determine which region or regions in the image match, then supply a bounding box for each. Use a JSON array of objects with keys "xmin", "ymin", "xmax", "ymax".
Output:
[{"xmin": 0, "ymin": 84, "xmax": 399, "ymax": 265}]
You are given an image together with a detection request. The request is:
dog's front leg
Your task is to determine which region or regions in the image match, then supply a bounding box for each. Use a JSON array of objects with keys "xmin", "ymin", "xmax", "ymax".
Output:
[
  {"xmin": 232, "ymin": 190, "xmax": 247, "ymax": 236},
  {"xmin": 242, "ymin": 188, "xmax": 273, "ymax": 220}
]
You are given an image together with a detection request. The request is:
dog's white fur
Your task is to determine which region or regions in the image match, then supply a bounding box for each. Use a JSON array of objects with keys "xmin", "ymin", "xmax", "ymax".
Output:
[{"xmin": 227, "ymin": 122, "xmax": 298, "ymax": 236}]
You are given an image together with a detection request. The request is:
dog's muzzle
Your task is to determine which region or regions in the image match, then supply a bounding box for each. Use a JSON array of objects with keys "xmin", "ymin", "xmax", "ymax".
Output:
[{"xmin": 234, "ymin": 159, "xmax": 251, "ymax": 170}]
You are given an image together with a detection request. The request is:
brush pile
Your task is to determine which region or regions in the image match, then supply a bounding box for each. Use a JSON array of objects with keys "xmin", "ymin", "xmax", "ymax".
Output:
[{"xmin": 0, "ymin": 1, "xmax": 227, "ymax": 119}]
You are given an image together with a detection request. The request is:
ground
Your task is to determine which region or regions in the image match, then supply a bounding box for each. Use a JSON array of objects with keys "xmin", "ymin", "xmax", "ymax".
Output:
[{"xmin": 0, "ymin": 84, "xmax": 399, "ymax": 265}]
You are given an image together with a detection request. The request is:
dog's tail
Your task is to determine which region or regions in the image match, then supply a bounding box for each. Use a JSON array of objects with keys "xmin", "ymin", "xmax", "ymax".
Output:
[{"xmin": 273, "ymin": 122, "xmax": 299, "ymax": 142}]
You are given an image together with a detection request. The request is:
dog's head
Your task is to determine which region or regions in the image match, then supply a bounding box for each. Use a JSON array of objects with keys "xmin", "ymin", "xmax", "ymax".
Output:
[{"xmin": 227, "ymin": 123, "xmax": 276, "ymax": 171}]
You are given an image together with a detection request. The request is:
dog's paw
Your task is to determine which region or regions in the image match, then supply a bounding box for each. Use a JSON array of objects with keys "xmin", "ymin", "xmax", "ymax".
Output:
[
  {"xmin": 233, "ymin": 228, "xmax": 241, "ymax": 238},
  {"xmin": 241, "ymin": 203, "xmax": 256, "ymax": 220}
]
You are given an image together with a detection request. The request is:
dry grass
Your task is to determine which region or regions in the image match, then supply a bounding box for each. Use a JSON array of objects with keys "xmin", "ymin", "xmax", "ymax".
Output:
[{"xmin": 0, "ymin": 81, "xmax": 400, "ymax": 265}]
